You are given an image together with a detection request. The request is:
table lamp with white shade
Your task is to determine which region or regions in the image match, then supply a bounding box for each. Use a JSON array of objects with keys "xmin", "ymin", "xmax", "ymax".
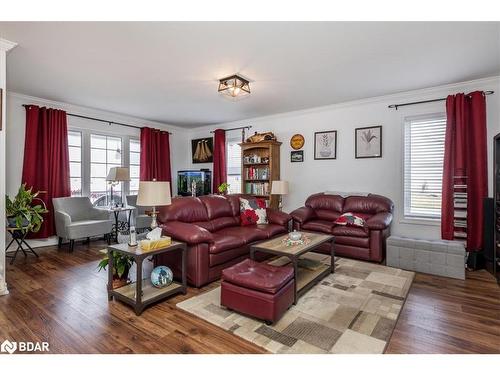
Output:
[
  {"xmin": 136, "ymin": 180, "xmax": 172, "ymax": 229},
  {"xmin": 106, "ymin": 167, "xmax": 130, "ymax": 207},
  {"xmin": 271, "ymin": 180, "xmax": 289, "ymax": 211}
]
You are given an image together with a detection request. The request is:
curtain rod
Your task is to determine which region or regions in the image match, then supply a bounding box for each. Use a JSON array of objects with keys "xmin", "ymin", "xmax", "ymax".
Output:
[
  {"xmin": 210, "ymin": 125, "xmax": 252, "ymax": 133},
  {"xmin": 388, "ymin": 90, "xmax": 495, "ymax": 110},
  {"xmin": 22, "ymin": 104, "xmax": 172, "ymax": 134}
]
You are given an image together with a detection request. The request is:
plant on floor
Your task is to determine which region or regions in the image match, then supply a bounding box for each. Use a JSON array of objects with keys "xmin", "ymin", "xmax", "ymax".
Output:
[
  {"xmin": 5, "ymin": 183, "xmax": 48, "ymax": 233},
  {"xmin": 218, "ymin": 182, "xmax": 230, "ymax": 195},
  {"xmin": 98, "ymin": 251, "xmax": 135, "ymax": 287}
]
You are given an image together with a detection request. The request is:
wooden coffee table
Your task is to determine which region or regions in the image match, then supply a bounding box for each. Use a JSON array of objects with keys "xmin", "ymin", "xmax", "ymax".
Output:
[{"xmin": 250, "ymin": 231, "xmax": 335, "ymax": 304}]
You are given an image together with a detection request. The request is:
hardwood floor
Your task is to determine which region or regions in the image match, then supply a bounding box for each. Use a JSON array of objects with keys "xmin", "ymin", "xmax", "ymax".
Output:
[{"xmin": 1, "ymin": 240, "xmax": 499, "ymax": 354}]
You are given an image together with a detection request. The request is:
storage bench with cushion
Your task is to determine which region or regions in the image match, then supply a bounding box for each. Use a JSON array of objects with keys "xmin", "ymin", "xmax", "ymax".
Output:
[{"xmin": 220, "ymin": 259, "xmax": 295, "ymax": 324}]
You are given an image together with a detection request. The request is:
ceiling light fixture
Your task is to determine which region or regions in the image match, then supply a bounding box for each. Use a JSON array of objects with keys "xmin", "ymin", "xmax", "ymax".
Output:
[{"xmin": 218, "ymin": 74, "xmax": 250, "ymax": 98}]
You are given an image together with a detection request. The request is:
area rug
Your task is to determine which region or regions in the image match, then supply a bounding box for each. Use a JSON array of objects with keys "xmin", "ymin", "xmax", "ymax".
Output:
[{"xmin": 177, "ymin": 254, "xmax": 414, "ymax": 354}]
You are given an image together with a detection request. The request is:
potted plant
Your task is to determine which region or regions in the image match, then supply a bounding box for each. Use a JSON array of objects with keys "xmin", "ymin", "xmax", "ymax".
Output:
[
  {"xmin": 218, "ymin": 182, "xmax": 230, "ymax": 195},
  {"xmin": 97, "ymin": 251, "xmax": 135, "ymax": 288},
  {"xmin": 5, "ymin": 183, "xmax": 48, "ymax": 233}
]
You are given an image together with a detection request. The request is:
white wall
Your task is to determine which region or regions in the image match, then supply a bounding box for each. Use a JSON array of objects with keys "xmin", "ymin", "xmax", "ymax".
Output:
[
  {"xmin": 188, "ymin": 76, "xmax": 500, "ymax": 240},
  {"xmin": 0, "ymin": 39, "xmax": 17, "ymax": 296},
  {"xmin": 6, "ymin": 92, "xmax": 192, "ymax": 247}
]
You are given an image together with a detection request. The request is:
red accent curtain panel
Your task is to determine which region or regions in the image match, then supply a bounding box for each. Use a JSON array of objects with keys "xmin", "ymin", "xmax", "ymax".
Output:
[
  {"xmin": 22, "ymin": 105, "xmax": 71, "ymax": 238},
  {"xmin": 441, "ymin": 91, "xmax": 487, "ymax": 251},
  {"xmin": 212, "ymin": 129, "xmax": 227, "ymax": 193},
  {"xmin": 140, "ymin": 127, "xmax": 172, "ymax": 185}
]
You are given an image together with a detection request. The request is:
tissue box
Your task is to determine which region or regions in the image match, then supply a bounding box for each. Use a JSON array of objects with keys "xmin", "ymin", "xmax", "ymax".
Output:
[{"xmin": 140, "ymin": 236, "xmax": 172, "ymax": 251}]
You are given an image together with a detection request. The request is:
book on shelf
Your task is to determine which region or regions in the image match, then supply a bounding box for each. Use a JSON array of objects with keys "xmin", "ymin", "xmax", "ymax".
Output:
[
  {"xmin": 244, "ymin": 166, "xmax": 269, "ymax": 180},
  {"xmin": 244, "ymin": 182, "xmax": 270, "ymax": 196}
]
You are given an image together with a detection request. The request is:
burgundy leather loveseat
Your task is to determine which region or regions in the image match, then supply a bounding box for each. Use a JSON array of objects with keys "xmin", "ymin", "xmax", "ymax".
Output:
[
  {"xmin": 156, "ymin": 194, "xmax": 291, "ymax": 287},
  {"xmin": 291, "ymin": 193, "xmax": 393, "ymax": 262}
]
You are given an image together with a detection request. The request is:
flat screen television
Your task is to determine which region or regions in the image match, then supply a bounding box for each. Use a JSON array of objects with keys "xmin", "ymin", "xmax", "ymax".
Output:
[{"xmin": 177, "ymin": 169, "xmax": 212, "ymax": 196}]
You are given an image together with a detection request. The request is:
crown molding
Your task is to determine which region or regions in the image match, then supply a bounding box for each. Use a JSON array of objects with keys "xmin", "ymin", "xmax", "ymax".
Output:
[
  {"xmin": 0, "ymin": 38, "xmax": 17, "ymax": 52},
  {"xmin": 198, "ymin": 75, "xmax": 500, "ymax": 131},
  {"xmin": 7, "ymin": 91, "xmax": 189, "ymax": 133}
]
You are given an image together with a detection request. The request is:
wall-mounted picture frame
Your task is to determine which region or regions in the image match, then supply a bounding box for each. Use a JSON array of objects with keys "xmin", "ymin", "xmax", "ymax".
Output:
[
  {"xmin": 290, "ymin": 134, "xmax": 305, "ymax": 150},
  {"xmin": 191, "ymin": 137, "xmax": 214, "ymax": 163},
  {"xmin": 314, "ymin": 131, "xmax": 337, "ymax": 160},
  {"xmin": 290, "ymin": 150, "xmax": 304, "ymax": 162},
  {"xmin": 355, "ymin": 125, "xmax": 382, "ymax": 158}
]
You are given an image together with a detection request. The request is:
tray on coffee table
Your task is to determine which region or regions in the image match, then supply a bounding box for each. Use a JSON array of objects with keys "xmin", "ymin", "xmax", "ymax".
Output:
[{"xmin": 250, "ymin": 231, "xmax": 335, "ymax": 304}]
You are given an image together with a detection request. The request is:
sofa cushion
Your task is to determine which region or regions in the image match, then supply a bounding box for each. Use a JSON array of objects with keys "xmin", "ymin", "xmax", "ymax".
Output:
[
  {"xmin": 216, "ymin": 226, "xmax": 268, "ymax": 244},
  {"xmin": 209, "ymin": 246, "xmax": 249, "ymax": 267},
  {"xmin": 210, "ymin": 216, "xmax": 240, "ymax": 232},
  {"xmin": 222, "ymin": 259, "xmax": 294, "ymax": 294},
  {"xmin": 209, "ymin": 232, "xmax": 246, "ymax": 254},
  {"xmin": 335, "ymin": 235, "xmax": 370, "ymax": 248},
  {"xmin": 240, "ymin": 197, "xmax": 268, "ymax": 226},
  {"xmin": 199, "ymin": 195, "xmax": 234, "ymax": 220},
  {"xmin": 315, "ymin": 209, "xmax": 341, "ymax": 222},
  {"xmin": 305, "ymin": 193, "xmax": 344, "ymax": 213},
  {"xmin": 302, "ymin": 219, "xmax": 334, "ymax": 234},
  {"xmin": 343, "ymin": 194, "xmax": 393, "ymax": 214},
  {"xmin": 66, "ymin": 219, "xmax": 113, "ymax": 239},
  {"xmin": 333, "ymin": 225, "xmax": 369, "ymax": 238},
  {"xmin": 255, "ymin": 224, "xmax": 287, "ymax": 238},
  {"xmin": 158, "ymin": 196, "xmax": 208, "ymax": 223}
]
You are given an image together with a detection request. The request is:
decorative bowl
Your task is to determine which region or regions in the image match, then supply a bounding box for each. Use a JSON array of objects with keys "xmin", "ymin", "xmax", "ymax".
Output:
[{"xmin": 289, "ymin": 230, "xmax": 302, "ymax": 241}]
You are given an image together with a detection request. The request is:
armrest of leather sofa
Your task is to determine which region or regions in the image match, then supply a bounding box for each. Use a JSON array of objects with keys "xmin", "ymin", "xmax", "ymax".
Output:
[
  {"xmin": 290, "ymin": 206, "xmax": 316, "ymax": 224},
  {"xmin": 266, "ymin": 208, "xmax": 291, "ymax": 227},
  {"xmin": 161, "ymin": 221, "xmax": 213, "ymax": 245},
  {"xmin": 366, "ymin": 212, "xmax": 393, "ymax": 230}
]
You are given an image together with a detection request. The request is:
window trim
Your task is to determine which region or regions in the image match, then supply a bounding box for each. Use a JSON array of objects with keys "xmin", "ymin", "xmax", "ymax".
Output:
[
  {"xmin": 402, "ymin": 112, "xmax": 446, "ymax": 223},
  {"xmin": 226, "ymin": 136, "xmax": 242, "ymax": 194},
  {"xmin": 68, "ymin": 127, "xmax": 140, "ymax": 201},
  {"xmin": 68, "ymin": 130, "xmax": 83, "ymax": 197}
]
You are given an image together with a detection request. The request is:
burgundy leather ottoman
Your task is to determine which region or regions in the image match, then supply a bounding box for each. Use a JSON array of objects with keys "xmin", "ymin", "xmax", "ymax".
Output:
[{"xmin": 220, "ymin": 259, "xmax": 294, "ymax": 324}]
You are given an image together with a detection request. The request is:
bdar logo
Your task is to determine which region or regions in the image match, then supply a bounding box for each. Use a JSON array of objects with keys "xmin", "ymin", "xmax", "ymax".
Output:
[{"xmin": 1, "ymin": 340, "xmax": 17, "ymax": 354}]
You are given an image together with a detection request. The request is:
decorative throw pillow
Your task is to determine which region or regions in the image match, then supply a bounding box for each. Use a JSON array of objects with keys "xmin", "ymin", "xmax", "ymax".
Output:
[
  {"xmin": 240, "ymin": 198, "xmax": 268, "ymax": 226},
  {"xmin": 334, "ymin": 212, "xmax": 366, "ymax": 228}
]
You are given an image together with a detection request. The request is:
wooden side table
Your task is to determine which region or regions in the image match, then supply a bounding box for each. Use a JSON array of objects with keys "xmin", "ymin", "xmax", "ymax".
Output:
[{"xmin": 106, "ymin": 241, "xmax": 187, "ymax": 315}]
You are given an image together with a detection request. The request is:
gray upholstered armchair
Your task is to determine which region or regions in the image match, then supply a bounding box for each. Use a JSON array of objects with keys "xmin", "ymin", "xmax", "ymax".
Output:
[
  {"xmin": 53, "ymin": 197, "xmax": 113, "ymax": 251},
  {"xmin": 126, "ymin": 195, "xmax": 152, "ymax": 231}
]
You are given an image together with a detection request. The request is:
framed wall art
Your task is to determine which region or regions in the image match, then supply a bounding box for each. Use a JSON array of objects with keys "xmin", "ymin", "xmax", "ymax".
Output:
[
  {"xmin": 290, "ymin": 150, "xmax": 304, "ymax": 162},
  {"xmin": 191, "ymin": 137, "xmax": 214, "ymax": 163},
  {"xmin": 314, "ymin": 131, "xmax": 337, "ymax": 160},
  {"xmin": 355, "ymin": 126, "xmax": 382, "ymax": 158}
]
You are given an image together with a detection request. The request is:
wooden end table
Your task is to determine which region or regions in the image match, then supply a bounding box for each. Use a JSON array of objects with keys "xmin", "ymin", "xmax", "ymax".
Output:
[
  {"xmin": 250, "ymin": 231, "xmax": 335, "ymax": 304},
  {"xmin": 107, "ymin": 241, "xmax": 187, "ymax": 315}
]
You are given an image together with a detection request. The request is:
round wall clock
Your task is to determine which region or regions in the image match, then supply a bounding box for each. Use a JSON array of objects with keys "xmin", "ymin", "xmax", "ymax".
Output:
[{"xmin": 290, "ymin": 134, "xmax": 305, "ymax": 150}]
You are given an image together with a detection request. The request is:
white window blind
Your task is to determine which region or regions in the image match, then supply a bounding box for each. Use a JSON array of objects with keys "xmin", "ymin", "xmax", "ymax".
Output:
[
  {"xmin": 226, "ymin": 138, "xmax": 241, "ymax": 194},
  {"xmin": 404, "ymin": 114, "xmax": 446, "ymax": 219}
]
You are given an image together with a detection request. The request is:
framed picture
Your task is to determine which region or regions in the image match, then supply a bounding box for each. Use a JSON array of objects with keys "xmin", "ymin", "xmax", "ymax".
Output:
[
  {"xmin": 290, "ymin": 150, "xmax": 304, "ymax": 163},
  {"xmin": 355, "ymin": 126, "xmax": 382, "ymax": 158},
  {"xmin": 290, "ymin": 134, "xmax": 305, "ymax": 150},
  {"xmin": 191, "ymin": 137, "xmax": 214, "ymax": 163},
  {"xmin": 314, "ymin": 131, "xmax": 337, "ymax": 160}
]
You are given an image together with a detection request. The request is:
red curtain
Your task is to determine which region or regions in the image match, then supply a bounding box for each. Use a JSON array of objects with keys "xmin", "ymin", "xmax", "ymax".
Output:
[
  {"xmin": 140, "ymin": 127, "xmax": 172, "ymax": 186},
  {"xmin": 441, "ymin": 91, "xmax": 487, "ymax": 251},
  {"xmin": 22, "ymin": 105, "xmax": 71, "ymax": 238},
  {"xmin": 212, "ymin": 129, "xmax": 226, "ymax": 193}
]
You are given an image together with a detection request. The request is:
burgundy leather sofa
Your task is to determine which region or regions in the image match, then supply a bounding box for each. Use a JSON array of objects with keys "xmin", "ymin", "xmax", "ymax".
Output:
[
  {"xmin": 156, "ymin": 194, "xmax": 291, "ymax": 287},
  {"xmin": 291, "ymin": 193, "xmax": 393, "ymax": 262}
]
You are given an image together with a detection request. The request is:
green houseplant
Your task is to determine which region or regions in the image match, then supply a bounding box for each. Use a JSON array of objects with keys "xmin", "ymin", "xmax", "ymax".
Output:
[
  {"xmin": 5, "ymin": 183, "xmax": 48, "ymax": 233},
  {"xmin": 218, "ymin": 182, "xmax": 230, "ymax": 195},
  {"xmin": 98, "ymin": 251, "xmax": 135, "ymax": 288}
]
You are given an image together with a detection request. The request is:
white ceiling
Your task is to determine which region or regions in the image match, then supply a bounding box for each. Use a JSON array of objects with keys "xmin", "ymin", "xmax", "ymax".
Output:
[{"xmin": 0, "ymin": 22, "xmax": 499, "ymax": 127}]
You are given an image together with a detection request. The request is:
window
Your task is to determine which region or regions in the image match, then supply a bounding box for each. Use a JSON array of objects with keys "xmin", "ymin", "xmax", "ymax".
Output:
[
  {"xmin": 129, "ymin": 139, "xmax": 141, "ymax": 195},
  {"xmin": 90, "ymin": 134, "xmax": 122, "ymax": 205},
  {"xmin": 226, "ymin": 139, "xmax": 241, "ymax": 194},
  {"xmin": 404, "ymin": 114, "xmax": 446, "ymax": 219},
  {"xmin": 68, "ymin": 131, "xmax": 82, "ymax": 196}
]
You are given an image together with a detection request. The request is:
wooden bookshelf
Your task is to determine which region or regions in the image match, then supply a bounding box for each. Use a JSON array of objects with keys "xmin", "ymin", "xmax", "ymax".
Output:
[{"xmin": 240, "ymin": 140, "xmax": 281, "ymax": 209}]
